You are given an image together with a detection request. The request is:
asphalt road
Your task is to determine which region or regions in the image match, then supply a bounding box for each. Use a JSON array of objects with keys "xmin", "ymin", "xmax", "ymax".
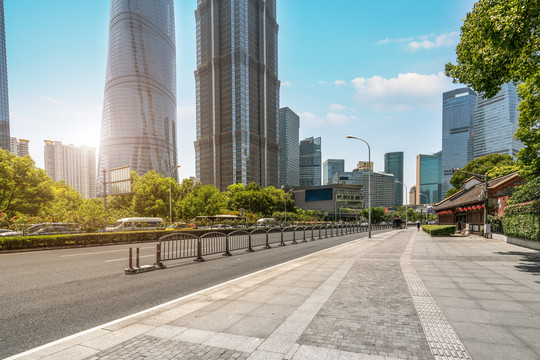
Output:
[{"xmin": 0, "ymin": 228, "xmax": 392, "ymax": 358}]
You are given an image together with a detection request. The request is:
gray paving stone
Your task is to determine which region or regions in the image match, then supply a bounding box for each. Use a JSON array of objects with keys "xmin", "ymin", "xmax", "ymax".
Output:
[{"xmin": 463, "ymin": 340, "xmax": 539, "ymax": 360}]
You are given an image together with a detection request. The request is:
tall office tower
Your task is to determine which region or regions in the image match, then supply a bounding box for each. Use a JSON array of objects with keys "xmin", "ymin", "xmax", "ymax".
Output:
[
  {"xmin": 195, "ymin": 0, "xmax": 280, "ymax": 191},
  {"xmin": 299, "ymin": 137, "xmax": 321, "ymax": 187},
  {"xmin": 416, "ymin": 151, "xmax": 442, "ymax": 204},
  {"xmin": 44, "ymin": 140, "xmax": 97, "ymax": 199},
  {"xmin": 441, "ymin": 88, "xmax": 477, "ymax": 197},
  {"xmin": 98, "ymin": 0, "xmax": 177, "ymax": 183},
  {"xmin": 9, "ymin": 138, "xmax": 29, "ymax": 157},
  {"xmin": 473, "ymin": 83, "xmax": 522, "ymax": 159},
  {"xmin": 384, "ymin": 152, "xmax": 404, "ymax": 206},
  {"xmin": 278, "ymin": 107, "xmax": 299, "ymax": 187},
  {"xmin": 0, "ymin": 0, "xmax": 10, "ymax": 150},
  {"xmin": 409, "ymin": 186, "xmax": 417, "ymax": 205},
  {"xmin": 323, "ymin": 159, "xmax": 344, "ymax": 185}
]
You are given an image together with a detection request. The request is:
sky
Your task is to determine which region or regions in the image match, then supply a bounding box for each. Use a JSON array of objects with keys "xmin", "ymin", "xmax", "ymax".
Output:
[{"xmin": 5, "ymin": 0, "xmax": 477, "ymax": 202}]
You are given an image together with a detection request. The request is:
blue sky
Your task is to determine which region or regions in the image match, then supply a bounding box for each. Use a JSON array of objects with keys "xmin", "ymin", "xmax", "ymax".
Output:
[{"xmin": 5, "ymin": 0, "xmax": 477, "ymax": 201}]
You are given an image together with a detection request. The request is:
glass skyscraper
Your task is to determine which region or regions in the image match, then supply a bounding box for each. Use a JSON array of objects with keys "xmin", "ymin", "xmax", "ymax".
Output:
[
  {"xmin": 416, "ymin": 151, "xmax": 442, "ymax": 204},
  {"xmin": 99, "ymin": 0, "xmax": 177, "ymax": 181},
  {"xmin": 384, "ymin": 152, "xmax": 403, "ymax": 206},
  {"xmin": 441, "ymin": 88, "xmax": 477, "ymax": 197},
  {"xmin": 473, "ymin": 82, "xmax": 522, "ymax": 159},
  {"xmin": 323, "ymin": 159, "xmax": 344, "ymax": 185},
  {"xmin": 0, "ymin": 0, "xmax": 9, "ymax": 151},
  {"xmin": 195, "ymin": 0, "xmax": 280, "ymax": 191},
  {"xmin": 299, "ymin": 137, "xmax": 321, "ymax": 187},
  {"xmin": 278, "ymin": 107, "xmax": 299, "ymax": 187}
]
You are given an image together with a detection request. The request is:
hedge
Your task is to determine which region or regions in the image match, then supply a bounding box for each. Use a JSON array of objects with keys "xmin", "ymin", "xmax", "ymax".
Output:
[
  {"xmin": 422, "ymin": 225, "xmax": 456, "ymax": 236},
  {"xmin": 502, "ymin": 213, "xmax": 540, "ymax": 242}
]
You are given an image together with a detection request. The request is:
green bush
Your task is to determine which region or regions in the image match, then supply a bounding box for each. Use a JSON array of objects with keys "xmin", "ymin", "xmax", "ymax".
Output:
[
  {"xmin": 502, "ymin": 213, "xmax": 540, "ymax": 242},
  {"xmin": 422, "ymin": 225, "xmax": 456, "ymax": 236}
]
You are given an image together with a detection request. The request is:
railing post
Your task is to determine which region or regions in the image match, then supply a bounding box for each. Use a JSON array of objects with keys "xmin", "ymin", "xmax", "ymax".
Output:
[
  {"xmin": 223, "ymin": 233, "xmax": 232, "ymax": 256},
  {"xmin": 302, "ymin": 228, "xmax": 307, "ymax": 242},
  {"xmin": 264, "ymin": 230, "xmax": 271, "ymax": 249},
  {"xmin": 247, "ymin": 233, "xmax": 254, "ymax": 252},
  {"xmin": 292, "ymin": 229, "xmax": 297, "ymax": 244},
  {"xmin": 195, "ymin": 237, "xmax": 205, "ymax": 262},
  {"xmin": 155, "ymin": 243, "xmax": 166, "ymax": 269},
  {"xmin": 279, "ymin": 229, "xmax": 286, "ymax": 246}
]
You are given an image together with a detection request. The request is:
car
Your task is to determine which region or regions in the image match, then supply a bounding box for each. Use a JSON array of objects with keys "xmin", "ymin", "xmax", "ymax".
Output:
[
  {"xmin": 0, "ymin": 223, "xmax": 81, "ymax": 237},
  {"xmin": 166, "ymin": 222, "xmax": 191, "ymax": 230}
]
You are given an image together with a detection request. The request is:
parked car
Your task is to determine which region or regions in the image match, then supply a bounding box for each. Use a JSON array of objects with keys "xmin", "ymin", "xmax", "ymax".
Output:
[
  {"xmin": 166, "ymin": 222, "xmax": 191, "ymax": 230},
  {"xmin": 104, "ymin": 217, "xmax": 165, "ymax": 232},
  {"xmin": 0, "ymin": 223, "xmax": 81, "ymax": 237}
]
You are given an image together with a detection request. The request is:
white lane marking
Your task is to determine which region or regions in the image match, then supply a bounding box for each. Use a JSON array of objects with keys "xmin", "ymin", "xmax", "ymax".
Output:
[
  {"xmin": 59, "ymin": 247, "xmax": 155, "ymax": 258},
  {"xmin": 6, "ymin": 233, "xmax": 379, "ymax": 360},
  {"xmin": 104, "ymin": 254, "xmax": 155, "ymax": 263}
]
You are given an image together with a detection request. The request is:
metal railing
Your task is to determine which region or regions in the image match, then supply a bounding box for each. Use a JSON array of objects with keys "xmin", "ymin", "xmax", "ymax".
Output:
[{"xmin": 153, "ymin": 223, "xmax": 392, "ymax": 268}]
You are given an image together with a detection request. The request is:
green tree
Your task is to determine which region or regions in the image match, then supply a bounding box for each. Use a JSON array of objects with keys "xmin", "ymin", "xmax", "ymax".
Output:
[
  {"xmin": 449, "ymin": 154, "xmax": 515, "ymax": 189},
  {"xmin": 507, "ymin": 177, "xmax": 540, "ymax": 204},
  {"xmin": 445, "ymin": 0, "xmax": 540, "ymax": 178},
  {"xmin": 177, "ymin": 184, "xmax": 226, "ymax": 220},
  {"xmin": 131, "ymin": 170, "xmax": 178, "ymax": 219}
]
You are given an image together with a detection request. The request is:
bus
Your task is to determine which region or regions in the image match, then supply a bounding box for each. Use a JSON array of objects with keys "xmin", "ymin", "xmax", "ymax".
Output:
[
  {"xmin": 194, "ymin": 215, "xmax": 248, "ymax": 229},
  {"xmin": 104, "ymin": 217, "xmax": 165, "ymax": 232}
]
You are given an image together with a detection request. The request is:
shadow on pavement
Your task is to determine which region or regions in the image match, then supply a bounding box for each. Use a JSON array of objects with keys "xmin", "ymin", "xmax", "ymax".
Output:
[{"xmin": 495, "ymin": 251, "xmax": 540, "ymax": 280}]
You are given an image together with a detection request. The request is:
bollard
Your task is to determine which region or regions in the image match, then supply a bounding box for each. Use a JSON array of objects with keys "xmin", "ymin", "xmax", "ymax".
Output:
[
  {"xmin": 128, "ymin": 247, "xmax": 133, "ymax": 270},
  {"xmin": 136, "ymin": 247, "xmax": 140, "ymax": 268}
]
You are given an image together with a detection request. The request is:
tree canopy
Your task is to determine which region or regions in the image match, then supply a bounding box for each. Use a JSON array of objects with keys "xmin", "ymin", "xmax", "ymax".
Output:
[
  {"xmin": 445, "ymin": 0, "xmax": 540, "ymax": 178},
  {"xmin": 449, "ymin": 154, "xmax": 516, "ymax": 189}
]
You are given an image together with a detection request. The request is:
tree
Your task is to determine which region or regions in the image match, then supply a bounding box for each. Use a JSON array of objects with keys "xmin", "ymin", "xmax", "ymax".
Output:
[
  {"xmin": 449, "ymin": 154, "xmax": 515, "ymax": 189},
  {"xmin": 445, "ymin": 0, "xmax": 540, "ymax": 178},
  {"xmin": 131, "ymin": 170, "xmax": 178, "ymax": 219},
  {"xmin": 177, "ymin": 184, "xmax": 226, "ymax": 220},
  {"xmin": 507, "ymin": 177, "xmax": 540, "ymax": 204}
]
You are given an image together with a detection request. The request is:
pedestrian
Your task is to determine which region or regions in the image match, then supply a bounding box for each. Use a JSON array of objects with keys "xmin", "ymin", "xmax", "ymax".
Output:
[{"xmin": 417, "ymin": 221, "xmax": 420, "ymax": 231}]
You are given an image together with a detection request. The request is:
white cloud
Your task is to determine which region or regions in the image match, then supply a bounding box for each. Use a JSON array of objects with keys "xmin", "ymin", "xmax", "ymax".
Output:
[
  {"xmin": 351, "ymin": 72, "xmax": 455, "ymax": 110},
  {"xmin": 300, "ymin": 111, "xmax": 357, "ymax": 127},
  {"xmin": 281, "ymin": 81, "xmax": 292, "ymax": 87},
  {"xmin": 334, "ymin": 80, "xmax": 347, "ymax": 87},
  {"xmin": 377, "ymin": 37, "xmax": 413, "ymax": 45},
  {"xmin": 328, "ymin": 104, "xmax": 346, "ymax": 112},
  {"xmin": 408, "ymin": 31, "xmax": 459, "ymax": 50}
]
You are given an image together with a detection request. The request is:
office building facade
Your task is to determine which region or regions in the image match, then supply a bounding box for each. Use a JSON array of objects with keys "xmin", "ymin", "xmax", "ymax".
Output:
[
  {"xmin": 98, "ymin": 0, "xmax": 177, "ymax": 182},
  {"xmin": 333, "ymin": 170, "xmax": 395, "ymax": 208},
  {"xmin": 0, "ymin": 0, "xmax": 9, "ymax": 150},
  {"xmin": 384, "ymin": 152, "xmax": 403, "ymax": 206},
  {"xmin": 299, "ymin": 137, "xmax": 321, "ymax": 187},
  {"xmin": 10, "ymin": 138, "xmax": 29, "ymax": 157},
  {"xmin": 323, "ymin": 159, "xmax": 344, "ymax": 185},
  {"xmin": 44, "ymin": 140, "xmax": 97, "ymax": 199},
  {"xmin": 278, "ymin": 107, "xmax": 299, "ymax": 187},
  {"xmin": 441, "ymin": 87, "xmax": 477, "ymax": 197},
  {"xmin": 473, "ymin": 83, "xmax": 522, "ymax": 159},
  {"xmin": 194, "ymin": 0, "xmax": 280, "ymax": 191},
  {"xmin": 416, "ymin": 151, "xmax": 442, "ymax": 204},
  {"xmin": 356, "ymin": 161, "xmax": 373, "ymax": 171}
]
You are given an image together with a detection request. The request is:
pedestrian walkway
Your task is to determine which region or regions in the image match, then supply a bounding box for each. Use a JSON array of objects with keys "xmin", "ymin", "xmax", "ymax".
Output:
[{"xmin": 9, "ymin": 230, "xmax": 540, "ymax": 360}]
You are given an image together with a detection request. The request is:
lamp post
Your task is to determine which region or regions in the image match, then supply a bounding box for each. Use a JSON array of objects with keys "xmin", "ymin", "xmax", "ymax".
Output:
[
  {"xmin": 169, "ymin": 165, "xmax": 181, "ymax": 224},
  {"xmin": 452, "ymin": 168, "xmax": 489, "ymax": 237},
  {"xmin": 346, "ymin": 135, "xmax": 371, "ymax": 238},
  {"xmin": 395, "ymin": 181, "xmax": 408, "ymax": 229}
]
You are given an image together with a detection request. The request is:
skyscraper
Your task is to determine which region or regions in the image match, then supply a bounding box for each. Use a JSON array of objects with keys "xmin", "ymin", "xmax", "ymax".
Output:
[
  {"xmin": 323, "ymin": 159, "xmax": 344, "ymax": 185},
  {"xmin": 441, "ymin": 88, "xmax": 477, "ymax": 198},
  {"xmin": 416, "ymin": 151, "xmax": 442, "ymax": 204},
  {"xmin": 384, "ymin": 152, "xmax": 403, "ymax": 206},
  {"xmin": 299, "ymin": 137, "xmax": 321, "ymax": 187},
  {"xmin": 98, "ymin": 0, "xmax": 177, "ymax": 182},
  {"xmin": 473, "ymin": 82, "xmax": 522, "ymax": 159},
  {"xmin": 10, "ymin": 138, "xmax": 29, "ymax": 157},
  {"xmin": 194, "ymin": 0, "xmax": 280, "ymax": 191},
  {"xmin": 44, "ymin": 140, "xmax": 97, "ymax": 199},
  {"xmin": 278, "ymin": 107, "xmax": 299, "ymax": 187},
  {"xmin": 0, "ymin": 0, "xmax": 10, "ymax": 151}
]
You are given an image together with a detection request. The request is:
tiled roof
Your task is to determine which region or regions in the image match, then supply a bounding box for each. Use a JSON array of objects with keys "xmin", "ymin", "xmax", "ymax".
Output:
[{"xmin": 435, "ymin": 171, "xmax": 519, "ymax": 211}]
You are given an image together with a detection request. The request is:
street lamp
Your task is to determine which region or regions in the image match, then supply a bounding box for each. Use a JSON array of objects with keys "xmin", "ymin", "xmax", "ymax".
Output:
[
  {"xmin": 346, "ymin": 135, "xmax": 371, "ymax": 238},
  {"xmin": 452, "ymin": 168, "xmax": 489, "ymax": 238},
  {"xmin": 169, "ymin": 165, "xmax": 181, "ymax": 224},
  {"xmin": 395, "ymin": 180, "xmax": 408, "ymax": 229}
]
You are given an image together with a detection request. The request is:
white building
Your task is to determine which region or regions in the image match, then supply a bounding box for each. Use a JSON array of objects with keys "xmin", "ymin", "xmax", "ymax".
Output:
[
  {"xmin": 10, "ymin": 137, "xmax": 29, "ymax": 157},
  {"xmin": 44, "ymin": 140, "xmax": 96, "ymax": 198}
]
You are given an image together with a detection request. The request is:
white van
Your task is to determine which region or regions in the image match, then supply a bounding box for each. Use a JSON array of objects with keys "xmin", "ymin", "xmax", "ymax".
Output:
[
  {"xmin": 257, "ymin": 218, "xmax": 276, "ymax": 227},
  {"xmin": 104, "ymin": 217, "xmax": 165, "ymax": 232}
]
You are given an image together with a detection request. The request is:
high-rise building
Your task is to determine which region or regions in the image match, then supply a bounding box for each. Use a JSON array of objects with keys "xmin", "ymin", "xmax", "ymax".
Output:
[
  {"xmin": 0, "ymin": 0, "xmax": 10, "ymax": 151},
  {"xmin": 194, "ymin": 0, "xmax": 280, "ymax": 191},
  {"xmin": 300, "ymin": 137, "xmax": 321, "ymax": 187},
  {"xmin": 416, "ymin": 151, "xmax": 442, "ymax": 204},
  {"xmin": 384, "ymin": 152, "xmax": 403, "ymax": 206},
  {"xmin": 9, "ymin": 138, "xmax": 29, "ymax": 157},
  {"xmin": 44, "ymin": 140, "xmax": 97, "ymax": 199},
  {"xmin": 473, "ymin": 83, "xmax": 522, "ymax": 159},
  {"xmin": 333, "ymin": 170, "xmax": 394, "ymax": 208},
  {"xmin": 98, "ymin": 0, "xmax": 177, "ymax": 183},
  {"xmin": 278, "ymin": 107, "xmax": 299, "ymax": 187},
  {"xmin": 441, "ymin": 87, "xmax": 477, "ymax": 197},
  {"xmin": 323, "ymin": 159, "xmax": 344, "ymax": 186},
  {"xmin": 409, "ymin": 185, "xmax": 417, "ymax": 206}
]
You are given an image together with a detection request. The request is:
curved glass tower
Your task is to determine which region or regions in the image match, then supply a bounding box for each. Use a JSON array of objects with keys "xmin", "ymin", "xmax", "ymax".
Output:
[
  {"xmin": 99, "ymin": 0, "xmax": 177, "ymax": 180},
  {"xmin": 0, "ymin": 0, "xmax": 10, "ymax": 150}
]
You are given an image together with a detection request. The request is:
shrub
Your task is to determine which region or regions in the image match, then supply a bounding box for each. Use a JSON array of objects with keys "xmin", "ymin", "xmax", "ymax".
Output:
[{"xmin": 422, "ymin": 225, "xmax": 456, "ymax": 236}]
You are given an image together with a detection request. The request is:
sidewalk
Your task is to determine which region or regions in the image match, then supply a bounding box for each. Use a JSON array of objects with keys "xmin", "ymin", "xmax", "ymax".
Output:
[{"xmin": 8, "ymin": 230, "xmax": 540, "ymax": 360}]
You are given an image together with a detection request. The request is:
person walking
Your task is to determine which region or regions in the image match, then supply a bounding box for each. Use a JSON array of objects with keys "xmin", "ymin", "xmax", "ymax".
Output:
[{"xmin": 417, "ymin": 221, "xmax": 420, "ymax": 231}]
